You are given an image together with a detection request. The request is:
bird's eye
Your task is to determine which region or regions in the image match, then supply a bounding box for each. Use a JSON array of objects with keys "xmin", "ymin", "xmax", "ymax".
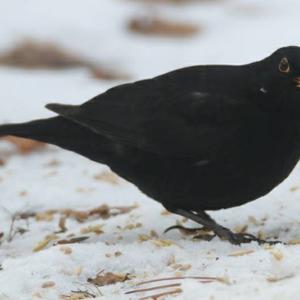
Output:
[{"xmin": 279, "ymin": 57, "xmax": 290, "ymax": 73}]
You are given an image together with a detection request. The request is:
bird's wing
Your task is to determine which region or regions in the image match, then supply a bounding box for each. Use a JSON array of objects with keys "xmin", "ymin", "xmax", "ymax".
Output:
[{"xmin": 46, "ymin": 78, "xmax": 258, "ymax": 158}]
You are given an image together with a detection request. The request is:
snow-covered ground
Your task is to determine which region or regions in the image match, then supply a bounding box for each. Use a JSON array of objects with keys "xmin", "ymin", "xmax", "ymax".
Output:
[{"xmin": 1, "ymin": 0, "xmax": 300, "ymax": 299}]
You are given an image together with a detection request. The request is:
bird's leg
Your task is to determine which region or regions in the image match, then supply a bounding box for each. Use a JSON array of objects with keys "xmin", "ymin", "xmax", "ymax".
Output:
[{"xmin": 164, "ymin": 206, "xmax": 279, "ymax": 245}]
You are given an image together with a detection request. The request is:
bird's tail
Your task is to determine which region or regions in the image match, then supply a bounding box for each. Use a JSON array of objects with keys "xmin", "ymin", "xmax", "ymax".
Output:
[
  {"xmin": 0, "ymin": 122, "xmax": 39, "ymax": 138},
  {"xmin": 0, "ymin": 116, "xmax": 113, "ymax": 164},
  {"xmin": 0, "ymin": 117, "xmax": 65, "ymax": 142}
]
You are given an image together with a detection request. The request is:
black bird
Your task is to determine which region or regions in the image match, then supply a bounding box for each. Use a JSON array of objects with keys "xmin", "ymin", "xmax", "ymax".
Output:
[{"xmin": 1, "ymin": 46, "xmax": 300, "ymax": 245}]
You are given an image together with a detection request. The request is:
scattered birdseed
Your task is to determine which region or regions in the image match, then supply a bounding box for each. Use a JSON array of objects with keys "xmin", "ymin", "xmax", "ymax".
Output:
[
  {"xmin": 59, "ymin": 246, "xmax": 72, "ymax": 255},
  {"xmin": 93, "ymin": 171, "xmax": 120, "ymax": 185},
  {"xmin": 151, "ymin": 239, "xmax": 177, "ymax": 247},
  {"xmin": 33, "ymin": 234, "xmax": 58, "ymax": 252},
  {"xmin": 269, "ymin": 249, "xmax": 284, "ymax": 261},
  {"xmin": 35, "ymin": 212, "xmax": 54, "ymax": 222},
  {"xmin": 80, "ymin": 224, "xmax": 104, "ymax": 235},
  {"xmin": 124, "ymin": 223, "xmax": 143, "ymax": 230},
  {"xmin": 171, "ymin": 263, "xmax": 191, "ymax": 271},
  {"xmin": 228, "ymin": 249, "xmax": 255, "ymax": 257}
]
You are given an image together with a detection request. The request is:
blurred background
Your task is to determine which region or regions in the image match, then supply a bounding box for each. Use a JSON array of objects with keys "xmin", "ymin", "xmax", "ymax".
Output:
[{"xmin": 0, "ymin": 0, "xmax": 299, "ymax": 124}]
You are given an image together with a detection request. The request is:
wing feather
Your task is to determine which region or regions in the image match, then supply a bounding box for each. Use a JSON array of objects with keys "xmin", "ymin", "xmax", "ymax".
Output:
[{"xmin": 46, "ymin": 76, "xmax": 259, "ymax": 158}]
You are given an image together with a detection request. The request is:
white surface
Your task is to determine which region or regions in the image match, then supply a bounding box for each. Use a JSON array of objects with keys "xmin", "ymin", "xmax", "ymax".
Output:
[{"xmin": 0, "ymin": 0, "xmax": 300, "ymax": 299}]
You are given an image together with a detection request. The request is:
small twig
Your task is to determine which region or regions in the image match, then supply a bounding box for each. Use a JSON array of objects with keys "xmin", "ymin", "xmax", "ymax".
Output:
[
  {"xmin": 127, "ymin": 279, "xmax": 216, "ymax": 295},
  {"xmin": 126, "ymin": 283, "xmax": 180, "ymax": 294},
  {"xmin": 126, "ymin": 276, "xmax": 222, "ymax": 297},
  {"xmin": 71, "ymin": 289, "xmax": 96, "ymax": 298},
  {"xmin": 74, "ymin": 281, "xmax": 103, "ymax": 297},
  {"xmin": 139, "ymin": 288, "xmax": 182, "ymax": 300},
  {"xmin": 136, "ymin": 276, "xmax": 220, "ymax": 286},
  {"xmin": 7, "ymin": 214, "xmax": 17, "ymax": 242}
]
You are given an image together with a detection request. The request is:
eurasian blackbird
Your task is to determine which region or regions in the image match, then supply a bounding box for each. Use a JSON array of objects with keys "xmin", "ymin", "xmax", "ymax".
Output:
[{"xmin": 1, "ymin": 46, "xmax": 299, "ymax": 245}]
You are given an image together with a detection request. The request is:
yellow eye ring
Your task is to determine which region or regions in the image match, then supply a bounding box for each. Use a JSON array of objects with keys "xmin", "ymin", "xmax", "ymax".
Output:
[{"xmin": 279, "ymin": 57, "xmax": 290, "ymax": 73}]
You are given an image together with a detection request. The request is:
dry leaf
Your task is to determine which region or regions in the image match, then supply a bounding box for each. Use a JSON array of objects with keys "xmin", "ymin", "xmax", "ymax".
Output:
[
  {"xmin": 42, "ymin": 281, "xmax": 55, "ymax": 288},
  {"xmin": 89, "ymin": 204, "xmax": 110, "ymax": 217},
  {"xmin": 63, "ymin": 209, "xmax": 89, "ymax": 222},
  {"xmin": 228, "ymin": 249, "xmax": 255, "ymax": 257},
  {"xmin": 93, "ymin": 171, "xmax": 119, "ymax": 185},
  {"xmin": 128, "ymin": 16, "xmax": 200, "ymax": 37},
  {"xmin": 2, "ymin": 136, "xmax": 46, "ymax": 154},
  {"xmin": 0, "ymin": 40, "xmax": 128, "ymax": 81},
  {"xmin": 87, "ymin": 272, "xmax": 130, "ymax": 286},
  {"xmin": 0, "ymin": 40, "xmax": 87, "ymax": 69},
  {"xmin": 267, "ymin": 274, "xmax": 294, "ymax": 282},
  {"xmin": 56, "ymin": 236, "xmax": 89, "ymax": 245}
]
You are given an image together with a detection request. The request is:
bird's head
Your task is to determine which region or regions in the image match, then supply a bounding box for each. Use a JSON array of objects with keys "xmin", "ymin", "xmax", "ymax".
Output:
[
  {"xmin": 258, "ymin": 46, "xmax": 300, "ymax": 115},
  {"xmin": 271, "ymin": 46, "xmax": 300, "ymax": 84}
]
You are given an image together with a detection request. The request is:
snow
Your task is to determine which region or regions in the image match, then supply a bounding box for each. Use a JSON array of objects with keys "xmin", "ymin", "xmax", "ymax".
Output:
[{"xmin": 0, "ymin": 0, "xmax": 300, "ymax": 299}]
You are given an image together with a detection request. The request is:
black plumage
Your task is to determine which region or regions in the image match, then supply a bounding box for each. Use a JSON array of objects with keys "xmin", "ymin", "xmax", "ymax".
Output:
[{"xmin": 1, "ymin": 46, "xmax": 300, "ymax": 244}]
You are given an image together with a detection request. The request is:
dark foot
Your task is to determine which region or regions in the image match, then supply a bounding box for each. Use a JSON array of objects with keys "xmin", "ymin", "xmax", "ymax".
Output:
[
  {"xmin": 215, "ymin": 227, "xmax": 283, "ymax": 245},
  {"xmin": 163, "ymin": 206, "xmax": 283, "ymax": 245}
]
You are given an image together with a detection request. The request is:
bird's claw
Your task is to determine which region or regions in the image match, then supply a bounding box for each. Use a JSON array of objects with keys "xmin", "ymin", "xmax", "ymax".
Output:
[
  {"xmin": 164, "ymin": 224, "xmax": 283, "ymax": 245},
  {"xmin": 193, "ymin": 233, "xmax": 216, "ymax": 241},
  {"xmin": 226, "ymin": 232, "xmax": 283, "ymax": 245}
]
